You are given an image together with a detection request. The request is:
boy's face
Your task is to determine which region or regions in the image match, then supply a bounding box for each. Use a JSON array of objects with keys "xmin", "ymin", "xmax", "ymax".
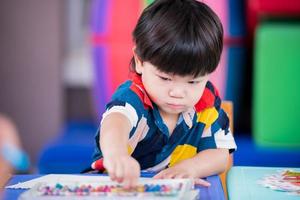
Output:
[{"xmin": 135, "ymin": 60, "xmax": 209, "ymax": 116}]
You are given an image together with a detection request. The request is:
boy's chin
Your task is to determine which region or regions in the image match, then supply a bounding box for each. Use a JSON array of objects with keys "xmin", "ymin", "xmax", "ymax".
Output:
[{"xmin": 161, "ymin": 107, "xmax": 185, "ymax": 115}]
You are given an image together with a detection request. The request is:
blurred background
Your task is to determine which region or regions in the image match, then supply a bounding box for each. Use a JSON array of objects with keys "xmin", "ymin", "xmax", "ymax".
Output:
[{"xmin": 0, "ymin": 0, "xmax": 299, "ymax": 174}]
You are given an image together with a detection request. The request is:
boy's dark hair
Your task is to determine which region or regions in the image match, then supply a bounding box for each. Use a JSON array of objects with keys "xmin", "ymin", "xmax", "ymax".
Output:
[{"xmin": 130, "ymin": 0, "xmax": 223, "ymax": 77}]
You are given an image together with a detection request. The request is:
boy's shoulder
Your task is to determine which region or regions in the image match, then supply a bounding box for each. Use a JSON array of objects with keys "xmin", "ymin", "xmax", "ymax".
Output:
[{"xmin": 194, "ymin": 81, "xmax": 221, "ymax": 113}]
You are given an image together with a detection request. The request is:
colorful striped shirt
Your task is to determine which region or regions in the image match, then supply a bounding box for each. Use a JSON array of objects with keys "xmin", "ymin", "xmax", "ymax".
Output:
[{"xmin": 92, "ymin": 73, "xmax": 236, "ymax": 172}]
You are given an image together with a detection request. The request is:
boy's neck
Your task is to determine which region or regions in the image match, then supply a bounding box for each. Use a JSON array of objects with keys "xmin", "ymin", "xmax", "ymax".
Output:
[{"xmin": 158, "ymin": 110, "xmax": 180, "ymax": 135}]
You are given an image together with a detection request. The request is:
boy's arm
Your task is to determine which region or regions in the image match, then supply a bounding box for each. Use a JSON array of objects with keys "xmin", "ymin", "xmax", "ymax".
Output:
[
  {"xmin": 100, "ymin": 112, "xmax": 131, "ymax": 158},
  {"xmin": 188, "ymin": 148, "xmax": 229, "ymax": 177},
  {"xmin": 154, "ymin": 148, "xmax": 228, "ymax": 181},
  {"xmin": 100, "ymin": 112, "xmax": 141, "ymax": 187}
]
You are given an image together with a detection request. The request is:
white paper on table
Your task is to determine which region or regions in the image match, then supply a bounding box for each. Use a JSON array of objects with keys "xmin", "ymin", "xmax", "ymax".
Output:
[
  {"xmin": 7, "ymin": 175, "xmax": 199, "ymax": 200},
  {"xmin": 5, "ymin": 174, "xmax": 151, "ymax": 189}
]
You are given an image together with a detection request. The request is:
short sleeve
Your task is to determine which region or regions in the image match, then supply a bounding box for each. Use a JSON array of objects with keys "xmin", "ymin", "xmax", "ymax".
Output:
[
  {"xmin": 95, "ymin": 80, "xmax": 151, "ymax": 156},
  {"xmin": 212, "ymin": 109, "xmax": 236, "ymax": 153},
  {"xmin": 101, "ymin": 101, "xmax": 139, "ymax": 129},
  {"xmin": 101, "ymin": 80, "xmax": 148, "ymax": 135},
  {"xmin": 197, "ymin": 107, "xmax": 237, "ymax": 153}
]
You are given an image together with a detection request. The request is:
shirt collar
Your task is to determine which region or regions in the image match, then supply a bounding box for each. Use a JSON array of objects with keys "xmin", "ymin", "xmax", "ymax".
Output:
[
  {"xmin": 186, "ymin": 82, "xmax": 220, "ymax": 129},
  {"xmin": 130, "ymin": 73, "xmax": 153, "ymax": 109},
  {"xmin": 181, "ymin": 108, "xmax": 195, "ymax": 129},
  {"xmin": 194, "ymin": 81, "xmax": 220, "ymax": 112}
]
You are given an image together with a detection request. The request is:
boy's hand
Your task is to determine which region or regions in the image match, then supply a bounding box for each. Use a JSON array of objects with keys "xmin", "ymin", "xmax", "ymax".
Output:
[
  {"xmin": 103, "ymin": 154, "xmax": 141, "ymax": 188},
  {"xmin": 153, "ymin": 160, "xmax": 211, "ymax": 187}
]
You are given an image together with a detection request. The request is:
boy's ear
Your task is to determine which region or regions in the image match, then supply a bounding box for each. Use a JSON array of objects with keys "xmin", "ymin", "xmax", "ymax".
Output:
[{"xmin": 132, "ymin": 46, "xmax": 143, "ymax": 74}]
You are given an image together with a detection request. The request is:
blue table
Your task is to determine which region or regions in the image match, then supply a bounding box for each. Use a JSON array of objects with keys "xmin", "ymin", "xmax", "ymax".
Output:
[
  {"xmin": 3, "ymin": 174, "xmax": 225, "ymax": 200},
  {"xmin": 227, "ymin": 166, "xmax": 300, "ymax": 200}
]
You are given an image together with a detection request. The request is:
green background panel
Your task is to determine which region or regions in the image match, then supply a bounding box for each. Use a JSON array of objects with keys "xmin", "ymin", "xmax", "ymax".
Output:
[{"xmin": 253, "ymin": 22, "xmax": 300, "ymax": 147}]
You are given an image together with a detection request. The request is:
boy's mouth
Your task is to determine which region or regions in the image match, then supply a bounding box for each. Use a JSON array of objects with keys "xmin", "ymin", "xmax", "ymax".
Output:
[{"xmin": 166, "ymin": 103, "xmax": 185, "ymax": 109}]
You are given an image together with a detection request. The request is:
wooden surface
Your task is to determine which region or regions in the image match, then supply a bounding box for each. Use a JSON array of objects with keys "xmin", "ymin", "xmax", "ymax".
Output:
[{"xmin": 220, "ymin": 101, "xmax": 234, "ymax": 199}]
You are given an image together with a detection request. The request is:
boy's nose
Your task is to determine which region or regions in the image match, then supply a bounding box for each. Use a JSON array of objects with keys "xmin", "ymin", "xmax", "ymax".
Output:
[{"xmin": 168, "ymin": 87, "xmax": 185, "ymax": 98}]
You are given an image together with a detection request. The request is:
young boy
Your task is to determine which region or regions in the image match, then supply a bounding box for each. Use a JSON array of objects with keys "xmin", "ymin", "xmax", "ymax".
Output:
[{"xmin": 91, "ymin": 0, "xmax": 236, "ymax": 188}]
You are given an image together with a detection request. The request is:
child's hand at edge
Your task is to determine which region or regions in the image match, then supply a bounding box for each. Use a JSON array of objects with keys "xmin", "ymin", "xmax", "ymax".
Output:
[
  {"xmin": 103, "ymin": 154, "xmax": 141, "ymax": 189},
  {"xmin": 152, "ymin": 160, "xmax": 211, "ymax": 187}
]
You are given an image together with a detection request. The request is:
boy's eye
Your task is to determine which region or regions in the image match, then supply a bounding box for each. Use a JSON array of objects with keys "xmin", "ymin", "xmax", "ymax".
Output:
[
  {"xmin": 188, "ymin": 81, "xmax": 200, "ymax": 84},
  {"xmin": 159, "ymin": 76, "xmax": 171, "ymax": 81}
]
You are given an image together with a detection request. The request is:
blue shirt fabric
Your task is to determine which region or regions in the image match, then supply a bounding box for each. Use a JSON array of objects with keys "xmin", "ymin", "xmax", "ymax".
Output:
[{"xmin": 92, "ymin": 73, "xmax": 236, "ymax": 172}]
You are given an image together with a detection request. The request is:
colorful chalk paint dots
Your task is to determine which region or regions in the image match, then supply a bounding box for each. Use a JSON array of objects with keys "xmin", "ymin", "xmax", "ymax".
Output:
[
  {"xmin": 18, "ymin": 180, "xmax": 197, "ymax": 199},
  {"xmin": 36, "ymin": 183, "xmax": 182, "ymax": 197}
]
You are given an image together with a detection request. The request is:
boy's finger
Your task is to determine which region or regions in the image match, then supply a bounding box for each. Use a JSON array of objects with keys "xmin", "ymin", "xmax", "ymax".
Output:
[
  {"xmin": 122, "ymin": 178, "xmax": 135, "ymax": 189},
  {"xmin": 194, "ymin": 178, "xmax": 211, "ymax": 187},
  {"xmin": 109, "ymin": 170, "xmax": 117, "ymax": 181},
  {"xmin": 130, "ymin": 178, "xmax": 138, "ymax": 189},
  {"xmin": 174, "ymin": 173, "xmax": 187, "ymax": 179},
  {"xmin": 115, "ymin": 163, "xmax": 124, "ymax": 182},
  {"xmin": 125, "ymin": 170, "xmax": 139, "ymax": 188},
  {"xmin": 152, "ymin": 172, "xmax": 163, "ymax": 179},
  {"xmin": 105, "ymin": 162, "xmax": 117, "ymax": 181},
  {"xmin": 115, "ymin": 175, "xmax": 123, "ymax": 183},
  {"xmin": 164, "ymin": 173, "xmax": 176, "ymax": 179},
  {"xmin": 153, "ymin": 169, "xmax": 169, "ymax": 179}
]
